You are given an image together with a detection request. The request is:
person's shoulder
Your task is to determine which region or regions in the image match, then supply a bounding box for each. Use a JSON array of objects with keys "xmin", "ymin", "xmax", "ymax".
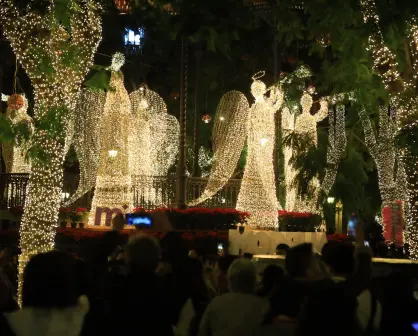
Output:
[{"xmin": 0, "ymin": 314, "xmax": 15, "ymax": 336}]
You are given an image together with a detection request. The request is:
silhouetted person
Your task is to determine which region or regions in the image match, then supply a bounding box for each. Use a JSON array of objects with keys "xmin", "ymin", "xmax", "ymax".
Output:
[{"xmin": 0, "ymin": 251, "xmax": 89, "ymax": 336}]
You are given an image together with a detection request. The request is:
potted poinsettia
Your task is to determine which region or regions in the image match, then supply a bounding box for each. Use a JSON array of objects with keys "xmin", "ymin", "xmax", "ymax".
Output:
[
  {"xmin": 68, "ymin": 210, "xmax": 82, "ymax": 229},
  {"xmin": 58, "ymin": 208, "xmax": 70, "ymax": 228},
  {"xmin": 76, "ymin": 208, "xmax": 88, "ymax": 229}
]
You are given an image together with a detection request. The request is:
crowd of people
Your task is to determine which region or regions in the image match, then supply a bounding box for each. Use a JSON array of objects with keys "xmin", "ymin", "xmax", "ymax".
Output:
[{"xmin": 0, "ymin": 225, "xmax": 417, "ymax": 336}]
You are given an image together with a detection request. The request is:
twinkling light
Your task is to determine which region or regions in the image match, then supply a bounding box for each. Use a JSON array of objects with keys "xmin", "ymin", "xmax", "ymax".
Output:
[
  {"xmin": 0, "ymin": 0, "xmax": 102, "ymax": 303},
  {"xmin": 190, "ymin": 74, "xmax": 284, "ymax": 229},
  {"xmin": 198, "ymin": 146, "xmax": 213, "ymax": 177},
  {"xmin": 1, "ymin": 94, "xmax": 33, "ymax": 173},
  {"xmin": 65, "ymin": 89, "xmax": 106, "ymax": 206},
  {"xmin": 89, "ymin": 56, "xmax": 132, "ymax": 226},
  {"xmin": 321, "ymin": 104, "xmax": 346, "ymax": 196}
]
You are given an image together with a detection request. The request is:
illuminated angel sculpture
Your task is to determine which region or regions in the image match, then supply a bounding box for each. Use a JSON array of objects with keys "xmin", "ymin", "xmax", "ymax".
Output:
[
  {"xmin": 88, "ymin": 53, "xmax": 133, "ymax": 225},
  {"xmin": 67, "ymin": 54, "xmax": 179, "ymax": 217},
  {"xmin": 291, "ymin": 92, "xmax": 328, "ymax": 212},
  {"xmin": 189, "ymin": 72, "xmax": 284, "ymax": 229},
  {"xmin": 1, "ymin": 93, "xmax": 33, "ymax": 173},
  {"xmin": 129, "ymin": 85, "xmax": 179, "ymax": 206}
]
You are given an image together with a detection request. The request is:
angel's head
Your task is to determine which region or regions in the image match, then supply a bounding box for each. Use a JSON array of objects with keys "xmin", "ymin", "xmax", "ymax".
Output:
[
  {"xmin": 251, "ymin": 71, "xmax": 267, "ymax": 99},
  {"xmin": 301, "ymin": 92, "xmax": 313, "ymax": 113},
  {"xmin": 251, "ymin": 80, "xmax": 267, "ymax": 99},
  {"xmin": 110, "ymin": 52, "xmax": 125, "ymax": 72}
]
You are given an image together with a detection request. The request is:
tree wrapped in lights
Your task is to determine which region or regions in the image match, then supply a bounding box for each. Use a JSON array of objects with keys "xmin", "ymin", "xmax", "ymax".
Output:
[
  {"xmin": 0, "ymin": 0, "xmax": 102, "ymax": 300},
  {"xmin": 358, "ymin": 104, "xmax": 407, "ymax": 244},
  {"xmin": 189, "ymin": 73, "xmax": 284, "ymax": 229},
  {"xmin": 321, "ymin": 103, "xmax": 347, "ymax": 196},
  {"xmin": 89, "ymin": 53, "xmax": 133, "ymax": 225},
  {"xmin": 1, "ymin": 94, "xmax": 33, "ymax": 173},
  {"xmin": 360, "ymin": 0, "xmax": 418, "ymax": 256}
]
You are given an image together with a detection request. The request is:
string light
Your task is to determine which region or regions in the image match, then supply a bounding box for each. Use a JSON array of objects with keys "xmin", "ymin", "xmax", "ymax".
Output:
[
  {"xmin": 1, "ymin": 94, "xmax": 33, "ymax": 173},
  {"xmin": 0, "ymin": 0, "xmax": 102, "ymax": 303},
  {"xmin": 190, "ymin": 73, "xmax": 284, "ymax": 229},
  {"xmin": 198, "ymin": 146, "xmax": 213, "ymax": 177},
  {"xmin": 65, "ymin": 89, "xmax": 106, "ymax": 206},
  {"xmin": 89, "ymin": 55, "xmax": 132, "ymax": 226}
]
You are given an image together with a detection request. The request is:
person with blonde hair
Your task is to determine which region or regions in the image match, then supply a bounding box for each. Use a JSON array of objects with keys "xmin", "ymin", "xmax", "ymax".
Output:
[{"xmin": 198, "ymin": 258, "xmax": 269, "ymax": 336}]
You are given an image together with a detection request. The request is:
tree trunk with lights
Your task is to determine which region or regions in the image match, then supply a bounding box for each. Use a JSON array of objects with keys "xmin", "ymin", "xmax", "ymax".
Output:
[
  {"xmin": 0, "ymin": 0, "xmax": 102, "ymax": 301},
  {"xmin": 360, "ymin": 0, "xmax": 418, "ymax": 257}
]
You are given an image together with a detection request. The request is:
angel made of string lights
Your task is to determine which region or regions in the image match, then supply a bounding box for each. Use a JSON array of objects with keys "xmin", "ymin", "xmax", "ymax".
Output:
[
  {"xmin": 129, "ymin": 85, "xmax": 179, "ymax": 206},
  {"xmin": 189, "ymin": 72, "xmax": 284, "ymax": 229},
  {"xmin": 288, "ymin": 91, "xmax": 328, "ymax": 213},
  {"xmin": 1, "ymin": 93, "xmax": 34, "ymax": 173},
  {"xmin": 66, "ymin": 53, "xmax": 179, "ymax": 217}
]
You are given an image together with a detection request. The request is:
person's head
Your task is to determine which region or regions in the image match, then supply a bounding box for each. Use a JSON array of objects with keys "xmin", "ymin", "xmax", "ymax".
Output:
[
  {"xmin": 285, "ymin": 243, "xmax": 314, "ymax": 279},
  {"xmin": 22, "ymin": 251, "xmax": 78, "ymax": 309},
  {"xmin": 296, "ymin": 284, "xmax": 357, "ymax": 336},
  {"xmin": 99, "ymin": 230, "xmax": 122, "ymax": 257},
  {"xmin": 322, "ymin": 242, "xmax": 355, "ymax": 277},
  {"xmin": 227, "ymin": 258, "xmax": 257, "ymax": 294},
  {"xmin": 126, "ymin": 234, "xmax": 161, "ymax": 272},
  {"xmin": 160, "ymin": 231, "xmax": 188, "ymax": 264},
  {"xmin": 261, "ymin": 264, "xmax": 284, "ymax": 291},
  {"xmin": 112, "ymin": 214, "xmax": 126, "ymax": 231},
  {"xmin": 276, "ymin": 243, "xmax": 290, "ymax": 256}
]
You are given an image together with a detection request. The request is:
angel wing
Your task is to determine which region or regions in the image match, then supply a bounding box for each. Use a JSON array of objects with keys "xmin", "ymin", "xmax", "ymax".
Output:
[
  {"xmin": 149, "ymin": 113, "xmax": 179, "ymax": 175},
  {"xmin": 65, "ymin": 89, "xmax": 106, "ymax": 206},
  {"xmin": 188, "ymin": 91, "xmax": 249, "ymax": 206},
  {"xmin": 128, "ymin": 88, "xmax": 152, "ymax": 176}
]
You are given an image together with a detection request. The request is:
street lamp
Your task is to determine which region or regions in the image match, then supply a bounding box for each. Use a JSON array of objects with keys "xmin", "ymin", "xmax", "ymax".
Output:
[
  {"xmin": 108, "ymin": 150, "xmax": 118, "ymax": 159},
  {"xmin": 327, "ymin": 196, "xmax": 335, "ymax": 204}
]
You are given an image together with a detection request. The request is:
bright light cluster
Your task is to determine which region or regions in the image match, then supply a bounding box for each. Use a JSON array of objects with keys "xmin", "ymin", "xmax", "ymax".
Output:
[
  {"xmin": 321, "ymin": 104, "xmax": 346, "ymax": 196},
  {"xmin": 89, "ymin": 69, "xmax": 133, "ymax": 226},
  {"xmin": 360, "ymin": 0, "xmax": 402, "ymax": 90},
  {"xmin": 65, "ymin": 89, "xmax": 106, "ymax": 206},
  {"xmin": 0, "ymin": 0, "xmax": 102, "ymax": 303},
  {"xmin": 1, "ymin": 94, "xmax": 33, "ymax": 173}
]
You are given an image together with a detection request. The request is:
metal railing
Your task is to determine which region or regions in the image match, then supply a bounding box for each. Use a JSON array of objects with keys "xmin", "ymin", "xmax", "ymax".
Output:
[{"xmin": 0, "ymin": 174, "xmax": 242, "ymax": 210}]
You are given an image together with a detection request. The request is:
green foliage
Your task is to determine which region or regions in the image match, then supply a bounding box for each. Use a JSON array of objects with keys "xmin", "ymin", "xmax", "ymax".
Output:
[
  {"xmin": 84, "ymin": 67, "xmax": 112, "ymax": 92},
  {"xmin": 395, "ymin": 124, "xmax": 418, "ymax": 157},
  {"xmin": 0, "ymin": 115, "xmax": 15, "ymax": 143},
  {"xmin": 36, "ymin": 105, "xmax": 68, "ymax": 138}
]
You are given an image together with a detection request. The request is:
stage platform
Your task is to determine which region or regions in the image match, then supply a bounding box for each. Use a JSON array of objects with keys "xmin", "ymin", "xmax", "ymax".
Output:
[{"xmin": 229, "ymin": 229, "xmax": 328, "ymax": 255}]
